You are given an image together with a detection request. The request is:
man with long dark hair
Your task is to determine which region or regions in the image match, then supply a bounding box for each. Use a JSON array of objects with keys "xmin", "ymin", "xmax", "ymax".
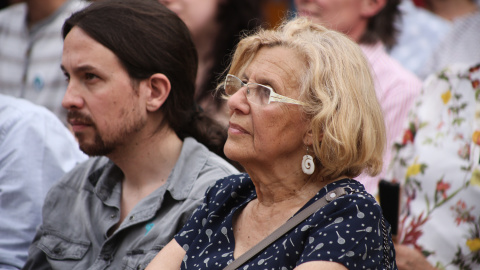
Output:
[{"xmin": 22, "ymin": 1, "xmax": 237, "ymax": 269}]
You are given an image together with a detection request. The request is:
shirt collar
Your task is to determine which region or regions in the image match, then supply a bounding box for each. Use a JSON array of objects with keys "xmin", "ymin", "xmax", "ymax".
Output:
[
  {"xmin": 359, "ymin": 41, "xmax": 385, "ymax": 65},
  {"xmin": 88, "ymin": 137, "xmax": 210, "ymax": 203},
  {"xmin": 164, "ymin": 137, "xmax": 209, "ymax": 200}
]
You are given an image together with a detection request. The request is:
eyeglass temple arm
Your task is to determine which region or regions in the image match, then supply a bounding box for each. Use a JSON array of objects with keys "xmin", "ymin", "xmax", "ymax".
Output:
[{"xmin": 269, "ymin": 93, "xmax": 306, "ymax": 105}]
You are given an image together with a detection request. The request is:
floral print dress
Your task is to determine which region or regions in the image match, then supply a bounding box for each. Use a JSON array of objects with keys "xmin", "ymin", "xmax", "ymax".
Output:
[{"xmin": 386, "ymin": 63, "xmax": 480, "ymax": 270}]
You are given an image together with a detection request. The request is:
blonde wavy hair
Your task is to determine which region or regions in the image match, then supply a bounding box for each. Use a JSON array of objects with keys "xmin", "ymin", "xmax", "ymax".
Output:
[{"xmin": 221, "ymin": 17, "xmax": 386, "ymax": 180}]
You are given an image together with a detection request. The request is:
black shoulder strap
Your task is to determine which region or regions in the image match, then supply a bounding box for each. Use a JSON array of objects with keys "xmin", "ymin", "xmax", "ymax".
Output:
[{"xmin": 223, "ymin": 186, "xmax": 347, "ymax": 270}]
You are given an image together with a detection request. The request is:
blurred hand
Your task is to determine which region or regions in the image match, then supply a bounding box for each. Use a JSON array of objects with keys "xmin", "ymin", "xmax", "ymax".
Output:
[{"xmin": 394, "ymin": 244, "xmax": 437, "ymax": 270}]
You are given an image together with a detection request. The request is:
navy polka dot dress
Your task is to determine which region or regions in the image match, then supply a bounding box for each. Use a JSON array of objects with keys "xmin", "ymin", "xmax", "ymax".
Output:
[{"xmin": 174, "ymin": 173, "xmax": 397, "ymax": 270}]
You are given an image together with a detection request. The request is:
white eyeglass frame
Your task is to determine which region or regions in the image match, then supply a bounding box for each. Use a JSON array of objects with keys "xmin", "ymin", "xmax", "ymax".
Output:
[{"xmin": 224, "ymin": 74, "xmax": 307, "ymax": 106}]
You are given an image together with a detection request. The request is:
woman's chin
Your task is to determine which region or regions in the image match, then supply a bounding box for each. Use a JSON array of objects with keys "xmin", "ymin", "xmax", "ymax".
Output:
[{"xmin": 223, "ymin": 143, "xmax": 245, "ymax": 163}]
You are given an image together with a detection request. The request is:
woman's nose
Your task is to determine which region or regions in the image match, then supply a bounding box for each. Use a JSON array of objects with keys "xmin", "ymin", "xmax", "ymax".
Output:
[{"xmin": 227, "ymin": 87, "xmax": 250, "ymax": 116}]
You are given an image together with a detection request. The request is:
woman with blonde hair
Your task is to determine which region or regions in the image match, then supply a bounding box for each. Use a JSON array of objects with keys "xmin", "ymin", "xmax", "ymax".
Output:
[{"xmin": 146, "ymin": 17, "xmax": 396, "ymax": 270}]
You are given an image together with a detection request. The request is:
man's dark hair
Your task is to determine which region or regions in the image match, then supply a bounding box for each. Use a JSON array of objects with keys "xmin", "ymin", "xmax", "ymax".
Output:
[
  {"xmin": 62, "ymin": 0, "xmax": 227, "ymax": 157},
  {"xmin": 360, "ymin": 0, "xmax": 400, "ymax": 49}
]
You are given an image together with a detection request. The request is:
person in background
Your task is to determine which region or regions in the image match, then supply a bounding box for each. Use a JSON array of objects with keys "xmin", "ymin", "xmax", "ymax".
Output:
[
  {"xmin": 23, "ymin": 0, "xmax": 238, "ymax": 269},
  {"xmin": 0, "ymin": 0, "xmax": 21, "ymax": 9},
  {"xmin": 389, "ymin": 0, "xmax": 451, "ymax": 77},
  {"xmin": 423, "ymin": 0, "xmax": 478, "ymax": 21},
  {"xmin": 420, "ymin": 0, "xmax": 480, "ymax": 79},
  {"xmin": 0, "ymin": 94, "xmax": 87, "ymax": 270},
  {"xmin": 159, "ymin": 0, "xmax": 265, "ymax": 126},
  {"xmin": 146, "ymin": 17, "xmax": 396, "ymax": 270},
  {"xmin": 294, "ymin": 0, "xmax": 422, "ymax": 195},
  {"xmin": 0, "ymin": 0, "xmax": 89, "ymax": 124},
  {"xmin": 386, "ymin": 63, "xmax": 480, "ymax": 270}
]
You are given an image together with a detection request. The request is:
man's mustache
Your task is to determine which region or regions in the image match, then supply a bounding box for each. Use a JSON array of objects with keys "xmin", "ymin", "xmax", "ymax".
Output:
[{"xmin": 67, "ymin": 111, "xmax": 95, "ymax": 126}]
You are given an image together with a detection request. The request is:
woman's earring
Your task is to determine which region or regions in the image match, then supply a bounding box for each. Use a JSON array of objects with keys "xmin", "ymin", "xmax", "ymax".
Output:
[{"xmin": 302, "ymin": 146, "xmax": 315, "ymax": 175}]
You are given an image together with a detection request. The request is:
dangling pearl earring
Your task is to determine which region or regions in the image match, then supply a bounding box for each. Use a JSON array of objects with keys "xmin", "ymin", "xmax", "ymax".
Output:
[{"xmin": 302, "ymin": 146, "xmax": 315, "ymax": 175}]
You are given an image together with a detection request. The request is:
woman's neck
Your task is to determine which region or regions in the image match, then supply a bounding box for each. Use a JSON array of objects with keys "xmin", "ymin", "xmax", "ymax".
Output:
[{"xmin": 248, "ymin": 171, "xmax": 323, "ymax": 206}]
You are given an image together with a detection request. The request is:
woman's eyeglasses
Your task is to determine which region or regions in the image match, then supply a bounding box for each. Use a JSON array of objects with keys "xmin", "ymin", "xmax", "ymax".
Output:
[{"xmin": 223, "ymin": 74, "xmax": 306, "ymax": 106}]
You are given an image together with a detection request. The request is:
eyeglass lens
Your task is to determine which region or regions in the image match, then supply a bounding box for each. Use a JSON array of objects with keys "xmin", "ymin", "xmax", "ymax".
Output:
[{"xmin": 225, "ymin": 75, "xmax": 271, "ymax": 105}]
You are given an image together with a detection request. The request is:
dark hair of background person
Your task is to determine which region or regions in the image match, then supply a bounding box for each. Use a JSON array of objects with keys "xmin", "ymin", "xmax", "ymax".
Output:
[
  {"xmin": 0, "ymin": 1, "xmax": 7, "ymax": 9},
  {"xmin": 61, "ymin": 0, "xmax": 228, "ymax": 159},
  {"xmin": 360, "ymin": 0, "xmax": 400, "ymax": 50},
  {"xmin": 0, "ymin": 0, "xmax": 14, "ymax": 9},
  {"xmin": 197, "ymin": 0, "xmax": 266, "ymax": 110}
]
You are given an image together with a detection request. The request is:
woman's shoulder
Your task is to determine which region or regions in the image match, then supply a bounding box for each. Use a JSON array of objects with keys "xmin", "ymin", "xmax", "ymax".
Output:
[
  {"xmin": 298, "ymin": 179, "xmax": 390, "ymax": 268},
  {"xmin": 202, "ymin": 173, "xmax": 255, "ymax": 207},
  {"xmin": 207, "ymin": 173, "xmax": 254, "ymax": 196},
  {"xmin": 310, "ymin": 178, "xmax": 382, "ymax": 223},
  {"xmin": 323, "ymin": 178, "xmax": 376, "ymax": 201}
]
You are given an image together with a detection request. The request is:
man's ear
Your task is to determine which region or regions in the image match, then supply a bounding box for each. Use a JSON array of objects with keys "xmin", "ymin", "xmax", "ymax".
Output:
[
  {"xmin": 360, "ymin": 0, "xmax": 386, "ymax": 18},
  {"xmin": 145, "ymin": 73, "xmax": 171, "ymax": 112}
]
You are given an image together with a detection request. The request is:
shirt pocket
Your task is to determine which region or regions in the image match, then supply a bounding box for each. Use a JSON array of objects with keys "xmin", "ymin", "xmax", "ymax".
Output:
[{"xmin": 37, "ymin": 232, "xmax": 91, "ymax": 260}]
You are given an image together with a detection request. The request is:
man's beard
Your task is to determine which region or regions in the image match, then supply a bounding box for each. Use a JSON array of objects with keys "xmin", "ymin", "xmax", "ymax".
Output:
[
  {"xmin": 67, "ymin": 110, "xmax": 146, "ymax": 157},
  {"xmin": 76, "ymin": 130, "xmax": 115, "ymax": 157}
]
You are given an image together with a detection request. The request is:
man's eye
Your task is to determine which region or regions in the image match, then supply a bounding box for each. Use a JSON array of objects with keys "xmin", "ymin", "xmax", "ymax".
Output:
[{"xmin": 85, "ymin": 73, "xmax": 98, "ymax": 80}]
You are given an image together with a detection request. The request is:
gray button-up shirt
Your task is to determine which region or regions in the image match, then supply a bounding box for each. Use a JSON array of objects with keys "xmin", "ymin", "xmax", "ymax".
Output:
[{"xmin": 23, "ymin": 137, "xmax": 238, "ymax": 270}]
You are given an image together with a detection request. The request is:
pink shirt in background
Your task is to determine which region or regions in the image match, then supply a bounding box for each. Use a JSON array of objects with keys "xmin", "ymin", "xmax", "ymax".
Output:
[{"xmin": 356, "ymin": 42, "xmax": 422, "ymax": 195}]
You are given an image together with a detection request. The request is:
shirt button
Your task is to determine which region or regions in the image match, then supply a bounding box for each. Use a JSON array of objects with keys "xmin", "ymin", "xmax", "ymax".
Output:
[
  {"xmin": 103, "ymin": 254, "xmax": 112, "ymax": 261},
  {"xmin": 129, "ymin": 215, "xmax": 134, "ymax": 221},
  {"xmin": 53, "ymin": 247, "xmax": 62, "ymax": 255},
  {"xmin": 110, "ymin": 214, "xmax": 116, "ymax": 219},
  {"xmin": 137, "ymin": 264, "xmax": 143, "ymax": 270}
]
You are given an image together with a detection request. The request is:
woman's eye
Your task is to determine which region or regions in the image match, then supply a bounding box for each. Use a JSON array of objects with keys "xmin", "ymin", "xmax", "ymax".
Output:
[{"xmin": 259, "ymin": 86, "xmax": 271, "ymax": 97}]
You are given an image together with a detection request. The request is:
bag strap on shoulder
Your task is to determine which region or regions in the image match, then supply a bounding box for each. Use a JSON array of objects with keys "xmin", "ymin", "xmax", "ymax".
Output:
[{"xmin": 223, "ymin": 186, "xmax": 347, "ymax": 270}]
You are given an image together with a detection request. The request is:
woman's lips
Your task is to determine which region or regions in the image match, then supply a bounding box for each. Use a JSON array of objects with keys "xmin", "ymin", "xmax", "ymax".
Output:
[{"xmin": 228, "ymin": 122, "xmax": 249, "ymax": 135}]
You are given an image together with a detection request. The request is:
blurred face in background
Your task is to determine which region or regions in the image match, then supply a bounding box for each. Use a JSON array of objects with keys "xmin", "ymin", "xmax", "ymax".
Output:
[
  {"xmin": 158, "ymin": 0, "xmax": 221, "ymax": 41},
  {"xmin": 294, "ymin": 0, "xmax": 370, "ymax": 41}
]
